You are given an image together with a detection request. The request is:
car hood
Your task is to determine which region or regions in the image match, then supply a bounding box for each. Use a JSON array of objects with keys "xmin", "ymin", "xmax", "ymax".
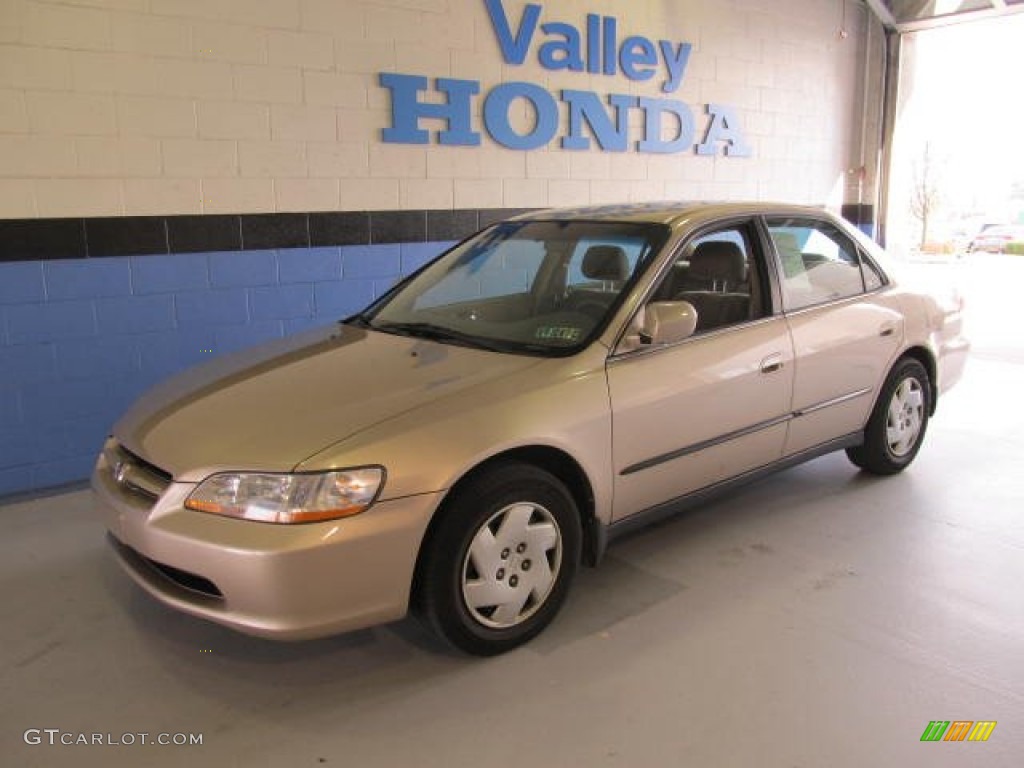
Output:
[{"xmin": 114, "ymin": 324, "xmax": 543, "ymax": 481}]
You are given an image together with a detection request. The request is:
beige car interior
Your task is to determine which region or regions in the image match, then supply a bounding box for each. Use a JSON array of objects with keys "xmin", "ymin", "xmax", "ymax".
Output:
[
  {"xmin": 653, "ymin": 226, "xmax": 763, "ymax": 334},
  {"xmin": 674, "ymin": 240, "xmax": 752, "ymax": 332},
  {"xmin": 561, "ymin": 244, "xmax": 630, "ymax": 317}
]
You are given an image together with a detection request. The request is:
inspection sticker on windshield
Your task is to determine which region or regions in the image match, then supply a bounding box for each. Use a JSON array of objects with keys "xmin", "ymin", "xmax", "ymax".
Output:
[{"xmin": 535, "ymin": 326, "xmax": 582, "ymax": 342}]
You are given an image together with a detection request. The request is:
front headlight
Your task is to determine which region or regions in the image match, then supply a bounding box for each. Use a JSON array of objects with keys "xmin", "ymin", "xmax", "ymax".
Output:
[{"xmin": 184, "ymin": 468, "xmax": 384, "ymax": 524}]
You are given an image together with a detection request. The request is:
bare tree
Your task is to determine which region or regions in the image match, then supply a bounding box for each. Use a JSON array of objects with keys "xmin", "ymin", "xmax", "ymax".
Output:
[{"xmin": 909, "ymin": 141, "xmax": 942, "ymax": 249}]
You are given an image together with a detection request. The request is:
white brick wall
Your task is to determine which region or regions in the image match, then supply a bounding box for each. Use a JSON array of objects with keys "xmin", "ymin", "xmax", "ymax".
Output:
[
  {"xmin": 454, "ymin": 179, "xmax": 502, "ymax": 208},
  {"xmin": 308, "ymin": 142, "xmax": 368, "ymax": 178},
  {"xmin": 23, "ymin": 2, "xmax": 111, "ymax": 51},
  {"xmin": 238, "ymin": 139, "xmax": 306, "ymax": 177},
  {"xmin": 77, "ymin": 136, "xmax": 161, "ymax": 177},
  {"xmin": 268, "ymin": 30, "xmax": 334, "ymax": 71},
  {"xmin": 27, "ymin": 91, "xmax": 117, "ymax": 135},
  {"xmin": 109, "ymin": 13, "xmax": 191, "ymax": 58},
  {"xmin": 0, "ymin": 0, "xmax": 882, "ymax": 216},
  {"xmin": 124, "ymin": 177, "xmax": 201, "ymax": 215},
  {"xmin": 0, "ymin": 135, "xmax": 77, "ymax": 176},
  {"xmin": 338, "ymin": 178, "xmax": 397, "ymax": 209},
  {"xmin": 233, "ymin": 64, "xmax": 302, "ymax": 104},
  {"xmin": 201, "ymin": 177, "xmax": 273, "ymax": 213},
  {"xmin": 275, "ymin": 177, "xmax": 339, "ymax": 211},
  {"xmin": 35, "ymin": 178, "xmax": 121, "ymax": 216},
  {"xmin": 369, "ymin": 144, "xmax": 426, "ymax": 178},
  {"xmin": 0, "ymin": 88, "xmax": 29, "ymax": 133},
  {"xmin": 427, "ymin": 147, "xmax": 482, "ymax": 180},
  {"xmin": 0, "ymin": 45, "xmax": 73, "ymax": 90},
  {"xmin": 400, "ymin": 178, "xmax": 453, "ymax": 209},
  {"xmin": 304, "ymin": 72, "xmax": 368, "ymax": 108},
  {"xmin": 192, "ymin": 22, "xmax": 268, "ymax": 66},
  {"xmin": 162, "ymin": 138, "xmax": 237, "ymax": 177},
  {"xmin": 117, "ymin": 96, "xmax": 196, "ymax": 138},
  {"xmin": 197, "ymin": 101, "xmax": 270, "ymax": 140},
  {"xmin": 271, "ymin": 104, "xmax": 336, "ymax": 142}
]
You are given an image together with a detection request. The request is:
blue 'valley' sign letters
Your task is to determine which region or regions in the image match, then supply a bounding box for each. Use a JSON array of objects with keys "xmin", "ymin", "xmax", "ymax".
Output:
[{"xmin": 379, "ymin": 0, "xmax": 751, "ymax": 158}]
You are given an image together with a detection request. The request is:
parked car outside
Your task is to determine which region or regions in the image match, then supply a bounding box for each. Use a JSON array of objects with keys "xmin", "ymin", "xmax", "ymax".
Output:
[
  {"xmin": 968, "ymin": 224, "xmax": 1024, "ymax": 253},
  {"xmin": 93, "ymin": 203, "xmax": 969, "ymax": 655}
]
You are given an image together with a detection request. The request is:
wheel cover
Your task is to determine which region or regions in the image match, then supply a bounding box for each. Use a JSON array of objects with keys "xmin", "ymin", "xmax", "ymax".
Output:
[
  {"xmin": 461, "ymin": 502, "xmax": 563, "ymax": 629},
  {"xmin": 885, "ymin": 376, "xmax": 925, "ymax": 457}
]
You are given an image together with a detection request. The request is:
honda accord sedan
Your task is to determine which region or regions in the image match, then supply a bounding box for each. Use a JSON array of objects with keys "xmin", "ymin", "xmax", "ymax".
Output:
[{"xmin": 93, "ymin": 203, "xmax": 969, "ymax": 655}]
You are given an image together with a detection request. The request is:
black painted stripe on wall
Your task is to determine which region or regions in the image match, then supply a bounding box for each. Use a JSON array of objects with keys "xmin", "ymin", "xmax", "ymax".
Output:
[
  {"xmin": 0, "ymin": 209, "xmax": 538, "ymax": 262},
  {"xmin": 0, "ymin": 219, "xmax": 88, "ymax": 260}
]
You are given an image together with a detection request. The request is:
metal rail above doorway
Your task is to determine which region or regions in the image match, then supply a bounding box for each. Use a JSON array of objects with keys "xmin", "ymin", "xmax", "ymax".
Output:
[{"xmin": 864, "ymin": 0, "xmax": 1024, "ymax": 33}]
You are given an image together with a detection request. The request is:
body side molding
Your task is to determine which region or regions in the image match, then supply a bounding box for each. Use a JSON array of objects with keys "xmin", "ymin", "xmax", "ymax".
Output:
[{"xmin": 596, "ymin": 432, "xmax": 864, "ymax": 555}]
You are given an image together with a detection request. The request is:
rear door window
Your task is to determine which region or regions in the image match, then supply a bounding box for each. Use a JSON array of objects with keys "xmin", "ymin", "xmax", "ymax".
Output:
[{"xmin": 765, "ymin": 218, "xmax": 866, "ymax": 311}]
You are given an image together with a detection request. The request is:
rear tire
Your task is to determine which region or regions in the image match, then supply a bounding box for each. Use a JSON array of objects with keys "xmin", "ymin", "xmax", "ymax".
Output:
[
  {"xmin": 847, "ymin": 358, "xmax": 931, "ymax": 475},
  {"xmin": 414, "ymin": 462, "xmax": 581, "ymax": 656}
]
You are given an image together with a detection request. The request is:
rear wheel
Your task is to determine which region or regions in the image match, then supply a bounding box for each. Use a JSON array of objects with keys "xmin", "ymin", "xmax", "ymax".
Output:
[
  {"xmin": 847, "ymin": 358, "xmax": 931, "ymax": 475},
  {"xmin": 415, "ymin": 462, "xmax": 581, "ymax": 656}
]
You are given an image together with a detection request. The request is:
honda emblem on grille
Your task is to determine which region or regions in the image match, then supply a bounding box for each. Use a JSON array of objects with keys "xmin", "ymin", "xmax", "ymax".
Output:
[{"xmin": 114, "ymin": 461, "xmax": 130, "ymax": 486}]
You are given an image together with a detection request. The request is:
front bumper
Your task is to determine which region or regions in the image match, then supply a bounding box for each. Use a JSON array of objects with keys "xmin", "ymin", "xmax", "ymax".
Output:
[{"xmin": 92, "ymin": 442, "xmax": 442, "ymax": 640}]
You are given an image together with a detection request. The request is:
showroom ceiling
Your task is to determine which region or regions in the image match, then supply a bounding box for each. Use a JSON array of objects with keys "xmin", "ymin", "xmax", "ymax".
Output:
[{"xmin": 864, "ymin": 0, "xmax": 1024, "ymax": 31}]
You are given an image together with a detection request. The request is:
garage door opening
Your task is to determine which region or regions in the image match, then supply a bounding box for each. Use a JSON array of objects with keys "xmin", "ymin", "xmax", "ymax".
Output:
[{"xmin": 885, "ymin": 13, "xmax": 1024, "ymax": 257}]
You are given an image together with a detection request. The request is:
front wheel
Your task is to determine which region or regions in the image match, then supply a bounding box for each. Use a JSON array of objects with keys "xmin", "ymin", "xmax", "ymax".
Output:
[
  {"xmin": 847, "ymin": 358, "xmax": 931, "ymax": 475},
  {"xmin": 414, "ymin": 462, "xmax": 581, "ymax": 656}
]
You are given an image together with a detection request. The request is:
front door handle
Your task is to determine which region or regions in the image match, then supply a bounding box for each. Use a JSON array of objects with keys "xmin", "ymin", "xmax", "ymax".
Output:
[{"xmin": 760, "ymin": 353, "xmax": 784, "ymax": 374}]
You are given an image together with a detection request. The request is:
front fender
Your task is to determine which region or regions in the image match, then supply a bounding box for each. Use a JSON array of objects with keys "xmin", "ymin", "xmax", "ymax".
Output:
[{"xmin": 296, "ymin": 347, "xmax": 616, "ymax": 526}]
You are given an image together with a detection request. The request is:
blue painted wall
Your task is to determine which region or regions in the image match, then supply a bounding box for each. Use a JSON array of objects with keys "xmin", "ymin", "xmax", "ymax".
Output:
[{"xmin": 0, "ymin": 241, "xmax": 453, "ymax": 497}]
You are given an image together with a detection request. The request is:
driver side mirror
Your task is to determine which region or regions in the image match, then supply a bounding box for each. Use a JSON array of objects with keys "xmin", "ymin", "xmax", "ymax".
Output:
[{"xmin": 639, "ymin": 301, "xmax": 697, "ymax": 345}]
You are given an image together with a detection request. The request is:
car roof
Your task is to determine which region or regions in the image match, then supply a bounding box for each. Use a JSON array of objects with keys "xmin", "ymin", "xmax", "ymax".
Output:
[{"xmin": 511, "ymin": 201, "xmax": 832, "ymax": 230}]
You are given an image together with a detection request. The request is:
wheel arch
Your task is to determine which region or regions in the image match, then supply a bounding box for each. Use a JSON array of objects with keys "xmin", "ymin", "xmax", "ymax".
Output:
[
  {"xmin": 898, "ymin": 345, "xmax": 938, "ymax": 415},
  {"xmin": 410, "ymin": 445, "xmax": 602, "ymax": 612}
]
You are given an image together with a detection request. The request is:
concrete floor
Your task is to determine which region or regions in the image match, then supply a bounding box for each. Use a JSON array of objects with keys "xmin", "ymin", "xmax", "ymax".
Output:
[{"xmin": 2, "ymin": 255, "xmax": 1022, "ymax": 767}]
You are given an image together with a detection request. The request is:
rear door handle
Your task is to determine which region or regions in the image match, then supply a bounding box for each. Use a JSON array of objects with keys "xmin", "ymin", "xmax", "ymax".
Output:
[
  {"xmin": 760, "ymin": 353, "xmax": 784, "ymax": 374},
  {"xmin": 879, "ymin": 324, "xmax": 896, "ymax": 337}
]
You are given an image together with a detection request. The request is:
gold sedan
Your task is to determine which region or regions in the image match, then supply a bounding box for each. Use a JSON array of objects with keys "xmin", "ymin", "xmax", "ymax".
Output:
[{"xmin": 93, "ymin": 203, "xmax": 969, "ymax": 655}]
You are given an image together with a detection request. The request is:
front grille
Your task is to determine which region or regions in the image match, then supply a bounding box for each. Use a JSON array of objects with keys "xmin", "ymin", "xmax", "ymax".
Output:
[{"xmin": 105, "ymin": 442, "xmax": 172, "ymax": 502}]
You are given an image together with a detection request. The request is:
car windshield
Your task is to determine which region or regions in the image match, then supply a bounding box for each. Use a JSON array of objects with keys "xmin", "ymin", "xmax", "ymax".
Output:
[{"xmin": 354, "ymin": 219, "xmax": 669, "ymax": 355}]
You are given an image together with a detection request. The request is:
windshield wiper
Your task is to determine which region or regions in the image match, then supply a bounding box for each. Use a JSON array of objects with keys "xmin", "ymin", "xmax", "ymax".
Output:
[
  {"xmin": 372, "ymin": 321, "xmax": 511, "ymax": 352},
  {"xmin": 343, "ymin": 311, "xmax": 373, "ymax": 328}
]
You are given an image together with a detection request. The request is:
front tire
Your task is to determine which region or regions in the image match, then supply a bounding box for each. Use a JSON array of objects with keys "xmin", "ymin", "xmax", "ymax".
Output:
[
  {"xmin": 415, "ymin": 462, "xmax": 581, "ymax": 656},
  {"xmin": 847, "ymin": 358, "xmax": 931, "ymax": 475}
]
